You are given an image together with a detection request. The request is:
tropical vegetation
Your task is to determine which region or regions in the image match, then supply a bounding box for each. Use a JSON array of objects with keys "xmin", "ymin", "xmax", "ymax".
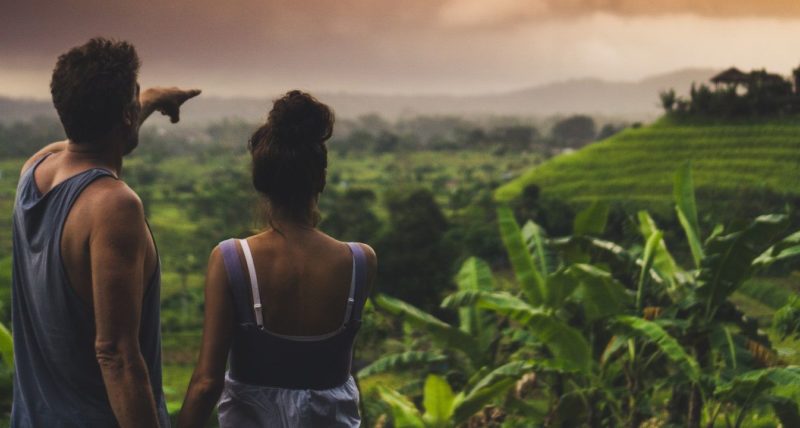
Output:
[{"xmin": 366, "ymin": 163, "xmax": 800, "ymax": 427}]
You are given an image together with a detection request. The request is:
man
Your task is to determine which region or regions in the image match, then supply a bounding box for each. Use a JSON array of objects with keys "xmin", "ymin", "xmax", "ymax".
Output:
[{"xmin": 11, "ymin": 38, "xmax": 199, "ymax": 427}]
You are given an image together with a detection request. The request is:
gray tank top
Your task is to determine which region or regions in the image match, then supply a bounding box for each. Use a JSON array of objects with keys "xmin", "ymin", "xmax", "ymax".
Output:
[{"xmin": 10, "ymin": 154, "xmax": 169, "ymax": 427}]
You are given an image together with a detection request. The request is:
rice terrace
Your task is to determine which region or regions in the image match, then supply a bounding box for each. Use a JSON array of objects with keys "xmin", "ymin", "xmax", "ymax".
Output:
[{"xmin": 497, "ymin": 118, "xmax": 800, "ymax": 207}]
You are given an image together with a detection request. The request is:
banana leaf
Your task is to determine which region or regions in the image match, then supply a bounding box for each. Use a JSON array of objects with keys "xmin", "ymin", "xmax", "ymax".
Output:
[
  {"xmin": 376, "ymin": 294, "xmax": 483, "ymax": 365},
  {"xmin": 567, "ymin": 264, "xmax": 629, "ymax": 321},
  {"xmin": 0, "ymin": 322, "xmax": 13, "ymax": 370},
  {"xmin": 573, "ymin": 200, "xmax": 609, "ymax": 236},
  {"xmin": 522, "ymin": 220, "xmax": 552, "ymax": 277},
  {"xmin": 637, "ymin": 211, "xmax": 686, "ymax": 295},
  {"xmin": 453, "ymin": 257, "xmax": 495, "ymax": 348},
  {"xmin": 422, "ymin": 374, "xmax": 455, "ymax": 427},
  {"xmin": 696, "ymin": 214, "xmax": 788, "ymax": 320},
  {"xmin": 378, "ymin": 386, "xmax": 425, "ymax": 427},
  {"xmin": 497, "ymin": 205, "xmax": 546, "ymax": 305},
  {"xmin": 443, "ymin": 290, "xmax": 591, "ymax": 372},
  {"xmin": 715, "ymin": 367, "xmax": 800, "ymax": 427},
  {"xmin": 453, "ymin": 361, "xmax": 533, "ymax": 423},
  {"xmin": 614, "ymin": 315, "xmax": 700, "ymax": 382},
  {"xmin": 637, "ymin": 230, "xmax": 662, "ymax": 311},
  {"xmin": 358, "ymin": 351, "xmax": 447, "ymax": 378},
  {"xmin": 673, "ymin": 161, "xmax": 704, "ymax": 268},
  {"xmin": 752, "ymin": 230, "xmax": 800, "ymax": 269}
]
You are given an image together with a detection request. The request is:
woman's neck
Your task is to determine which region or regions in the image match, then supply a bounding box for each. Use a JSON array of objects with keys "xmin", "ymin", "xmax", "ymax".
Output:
[
  {"xmin": 270, "ymin": 217, "xmax": 315, "ymax": 231},
  {"xmin": 267, "ymin": 200, "xmax": 319, "ymax": 231}
]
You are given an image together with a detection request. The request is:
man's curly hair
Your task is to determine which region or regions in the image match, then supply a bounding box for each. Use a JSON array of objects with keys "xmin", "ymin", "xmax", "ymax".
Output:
[{"xmin": 50, "ymin": 38, "xmax": 140, "ymax": 143}]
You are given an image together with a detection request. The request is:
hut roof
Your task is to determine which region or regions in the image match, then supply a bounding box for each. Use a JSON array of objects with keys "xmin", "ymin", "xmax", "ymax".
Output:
[{"xmin": 711, "ymin": 67, "xmax": 750, "ymax": 84}]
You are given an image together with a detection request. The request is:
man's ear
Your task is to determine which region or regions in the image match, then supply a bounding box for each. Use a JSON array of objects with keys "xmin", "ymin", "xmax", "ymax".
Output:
[{"xmin": 122, "ymin": 102, "xmax": 137, "ymax": 127}]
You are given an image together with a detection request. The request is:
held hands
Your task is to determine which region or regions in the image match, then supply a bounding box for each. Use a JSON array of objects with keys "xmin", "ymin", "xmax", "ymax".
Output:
[{"xmin": 139, "ymin": 87, "xmax": 202, "ymax": 125}]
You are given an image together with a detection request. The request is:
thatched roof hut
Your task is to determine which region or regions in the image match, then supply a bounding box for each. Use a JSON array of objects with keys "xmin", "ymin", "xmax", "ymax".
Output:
[{"xmin": 711, "ymin": 67, "xmax": 750, "ymax": 86}]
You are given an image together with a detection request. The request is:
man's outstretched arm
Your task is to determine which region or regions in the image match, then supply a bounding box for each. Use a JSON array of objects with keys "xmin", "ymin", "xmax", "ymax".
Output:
[
  {"xmin": 138, "ymin": 87, "xmax": 201, "ymax": 126},
  {"xmin": 90, "ymin": 184, "xmax": 160, "ymax": 428}
]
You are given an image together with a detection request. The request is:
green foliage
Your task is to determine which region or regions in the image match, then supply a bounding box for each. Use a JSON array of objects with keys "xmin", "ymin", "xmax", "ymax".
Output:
[
  {"xmin": 0, "ymin": 117, "xmax": 65, "ymax": 158},
  {"xmin": 567, "ymin": 264, "xmax": 629, "ymax": 321},
  {"xmin": 375, "ymin": 188, "xmax": 456, "ymax": 310},
  {"xmin": 637, "ymin": 230, "xmax": 662, "ymax": 311},
  {"xmin": 319, "ymin": 188, "xmax": 381, "ymax": 243},
  {"xmin": 442, "ymin": 290, "xmax": 543, "ymax": 323},
  {"xmin": 673, "ymin": 161, "xmax": 704, "ymax": 268},
  {"xmin": 376, "ymin": 162, "xmax": 800, "ymax": 426},
  {"xmin": 614, "ymin": 316, "xmax": 700, "ymax": 382},
  {"xmin": 715, "ymin": 367, "xmax": 800, "ymax": 428},
  {"xmin": 752, "ymin": 229, "xmax": 800, "ymax": 270},
  {"xmin": 573, "ymin": 200, "xmax": 609, "ymax": 236},
  {"xmin": 451, "ymin": 361, "xmax": 531, "ymax": 422},
  {"xmin": 637, "ymin": 211, "xmax": 685, "ymax": 295},
  {"xmin": 443, "ymin": 290, "xmax": 591, "ymax": 372},
  {"xmin": 378, "ymin": 386, "xmax": 426, "ymax": 427},
  {"xmin": 453, "ymin": 257, "xmax": 494, "ymax": 349},
  {"xmin": 551, "ymin": 115, "xmax": 596, "ymax": 148},
  {"xmin": 521, "ymin": 220, "xmax": 550, "ymax": 277},
  {"xmin": 0, "ymin": 322, "xmax": 12, "ymax": 370},
  {"xmin": 358, "ymin": 351, "xmax": 448, "ymax": 378},
  {"xmin": 374, "ymin": 294, "xmax": 483, "ymax": 367},
  {"xmin": 422, "ymin": 375, "xmax": 455, "ymax": 426},
  {"xmin": 696, "ymin": 214, "xmax": 789, "ymax": 320},
  {"xmin": 379, "ymin": 367, "xmax": 527, "ymax": 427},
  {"xmin": 497, "ymin": 206, "xmax": 546, "ymax": 305},
  {"xmin": 659, "ymin": 89, "xmax": 677, "ymax": 112},
  {"xmin": 773, "ymin": 297, "xmax": 800, "ymax": 340}
]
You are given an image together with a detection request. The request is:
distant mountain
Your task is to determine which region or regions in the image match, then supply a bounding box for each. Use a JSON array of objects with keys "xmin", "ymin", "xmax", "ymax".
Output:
[
  {"xmin": 0, "ymin": 68, "xmax": 718, "ymax": 123},
  {"xmin": 0, "ymin": 97, "xmax": 59, "ymax": 123}
]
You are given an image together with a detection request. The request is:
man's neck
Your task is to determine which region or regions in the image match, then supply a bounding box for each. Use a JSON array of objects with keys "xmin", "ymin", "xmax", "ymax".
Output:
[{"xmin": 65, "ymin": 140, "xmax": 124, "ymax": 176}]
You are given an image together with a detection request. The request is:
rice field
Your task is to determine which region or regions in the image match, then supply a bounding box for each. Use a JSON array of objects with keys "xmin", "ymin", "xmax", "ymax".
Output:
[{"xmin": 495, "ymin": 117, "xmax": 800, "ymax": 209}]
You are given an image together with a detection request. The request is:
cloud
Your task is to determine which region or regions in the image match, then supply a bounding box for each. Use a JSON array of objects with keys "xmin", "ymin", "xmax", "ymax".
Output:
[
  {"xmin": 439, "ymin": 0, "xmax": 549, "ymax": 28},
  {"xmin": 3, "ymin": 0, "xmax": 800, "ymax": 97},
  {"xmin": 437, "ymin": 0, "xmax": 800, "ymax": 29}
]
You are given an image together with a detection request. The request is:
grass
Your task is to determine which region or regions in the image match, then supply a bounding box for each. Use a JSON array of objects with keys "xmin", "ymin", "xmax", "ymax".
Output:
[{"xmin": 495, "ymin": 117, "xmax": 800, "ymax": 210}]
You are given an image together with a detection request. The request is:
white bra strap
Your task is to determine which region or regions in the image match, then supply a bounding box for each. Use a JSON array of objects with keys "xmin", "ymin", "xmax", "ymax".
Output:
[
  {"xmin": 342, "ymin": 245, "xmax": 357, "ymax": 325},
  {"xmin": 239, "ymin": 239, "xmax": 264, "ymax": 329}
]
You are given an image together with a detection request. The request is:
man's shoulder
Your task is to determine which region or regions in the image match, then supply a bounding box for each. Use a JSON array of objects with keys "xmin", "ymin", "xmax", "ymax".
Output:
[
  {"xmin": 79, "ymin": 178, "xmax": 144, "ymax": 223},
  {"xmin": 84, "ymin": 176, "xmax": 144, "ymax": 212}
]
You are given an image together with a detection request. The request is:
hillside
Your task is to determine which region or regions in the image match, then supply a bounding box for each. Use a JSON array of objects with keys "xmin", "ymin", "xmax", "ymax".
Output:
[
  {"xmin": 495, "ymin": 117, "xmax": 800, "ymax": 210},
  {"xmin": 0, "ymin": 68, "xmax": 715, "ymax": 123}
]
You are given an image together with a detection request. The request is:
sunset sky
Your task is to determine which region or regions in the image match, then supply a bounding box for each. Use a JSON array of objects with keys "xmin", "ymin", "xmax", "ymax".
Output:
[{"xmin": 3, "ymin": 0, "xmax": 800, "ymax": 98}]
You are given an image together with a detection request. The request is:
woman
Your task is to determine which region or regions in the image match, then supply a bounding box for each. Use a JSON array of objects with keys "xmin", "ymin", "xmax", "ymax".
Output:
[{"xmin": 178, "ymin": 90, "xmax": 377, "ymax": 427}]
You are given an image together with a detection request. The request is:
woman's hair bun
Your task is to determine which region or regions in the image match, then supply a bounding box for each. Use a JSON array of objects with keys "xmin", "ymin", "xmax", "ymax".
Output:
[
  {"xmin": 248, "ymin": 90, "xmax": 334, "ymax": 224},
  {"xmin": 267, "ymin": 90, "xmax": 333, "ymax": 147}
]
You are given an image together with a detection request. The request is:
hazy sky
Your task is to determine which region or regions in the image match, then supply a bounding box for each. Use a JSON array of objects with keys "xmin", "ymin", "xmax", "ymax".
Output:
[{"xmin": 3, "ymin": 0, "xmax": 800, "ymax": 98}]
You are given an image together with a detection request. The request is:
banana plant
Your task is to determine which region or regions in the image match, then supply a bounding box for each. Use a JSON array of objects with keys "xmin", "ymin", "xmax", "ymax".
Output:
[
  {"xmin": 370, "ymin": 161, "xmax": 800, "ymax": 426},
  {"xmin": 712, "ymin": 366, "xmax": 800, "ymax": 428},
  {"xmin": 621, "ymin": 162, "xmax": 800, "ymax": 427},
  {"xmin": 378, "ymin": 362, "xmax": 534, "ymax": 428},
  {"xmin": 439, "ymin": 205, "xmax": 637, "ymax": 425},
  {"xmin": 445, "ymin": 204, "xmax": 630, "ymax": 373},
  {"xmin": 370, "ymin": 202, "xmax": 630, "ymax": 424},
  {"xmin": 366, "ymin": 258, "xmax": 495, "ymax": 376}
]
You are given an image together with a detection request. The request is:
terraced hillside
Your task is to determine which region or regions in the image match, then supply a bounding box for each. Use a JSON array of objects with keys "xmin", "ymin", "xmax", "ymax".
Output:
[{"xmin": 495, "ymin": 117, "xmax": 800, "ymax": 211}]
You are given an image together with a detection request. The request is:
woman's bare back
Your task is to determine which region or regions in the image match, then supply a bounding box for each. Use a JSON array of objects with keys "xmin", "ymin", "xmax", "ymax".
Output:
[{"xmin": 236, "ymin": 228, "xmax": 374, "ymax": 336}]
